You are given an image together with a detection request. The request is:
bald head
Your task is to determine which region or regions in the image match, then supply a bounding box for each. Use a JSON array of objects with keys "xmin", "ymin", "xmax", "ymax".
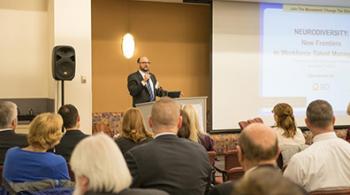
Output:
[
  {"xmin": 150, "ymin": 97, "xmax": 181, "ymax": 133},
  {"xmin": 238, "ymin": 123, "xmax": 279, "ymax": 169}
]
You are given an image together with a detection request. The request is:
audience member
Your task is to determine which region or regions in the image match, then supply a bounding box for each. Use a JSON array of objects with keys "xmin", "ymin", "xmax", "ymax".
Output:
[
  {"xmin": 125, "ymin": 97, "xmax": 212, "ymax": 195},
  {"xmin": 70, "ymin": 133, "xmax": 168, "ymax": 195},
  {"xmin": 115, "ymin": 108, "xmax": 153, "ymax": 156},
  {"xmin": 0, "ymin": 101, "xmax": 27, "ymax": 165},
  {"xmin": 55, "ymin": 104, "xmax": 89, "ymax": 162},
  {"xmin": 3, "ymin": 113, "xmax": 70, "ymax": 182},
  {"xmin": 232, "ymin": 166, "xmax": 307, "ymax": 195},
  {"xmin": 183, "ymin": 104, "xmax": 214, "ymax": 151},
  {"xmin": 272, "ymin": 103, "xmax": 306, "ymax": 166},
  {"xmin": 177, "ymin": 109, "xmax": 191, "ymax": 139},
  {"xmin": 272, "ymin": 103, "xmax": 305, "ymax": 146},
  {"xmin": 209, "ymin": 123, "xmax": 281, "ymax": 195},
  {"xmin": 284, "ymin": 99, "xmax": 350, "ymax": 192}
]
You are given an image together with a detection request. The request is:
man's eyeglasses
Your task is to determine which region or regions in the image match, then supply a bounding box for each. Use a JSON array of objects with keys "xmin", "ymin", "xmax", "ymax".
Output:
[{"xmin": 140, "ymin": 61, "xmax": 151, "ymax": 64}]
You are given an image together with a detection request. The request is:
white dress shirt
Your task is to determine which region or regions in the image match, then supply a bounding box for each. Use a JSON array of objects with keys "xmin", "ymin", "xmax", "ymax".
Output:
[
  {"xmin": 139, "ymin": 70, "xmax": 155, "ymax": 93},
  {"xmin": 284, "ymin": 132, "xmax": 350, "ymax": 192}
]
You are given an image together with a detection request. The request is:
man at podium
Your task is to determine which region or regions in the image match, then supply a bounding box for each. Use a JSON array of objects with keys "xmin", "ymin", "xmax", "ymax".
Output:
[{"xmin": 127, "ymin": 56, "xmax": 167, "ymax": 107}]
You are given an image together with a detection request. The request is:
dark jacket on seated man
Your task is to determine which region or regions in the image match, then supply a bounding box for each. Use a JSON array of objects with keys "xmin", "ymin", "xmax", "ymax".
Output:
[
  {"xmin": 55, "ymin": 104, "xmax": 89, "ymax": 162},
  {"xmin": 55, "ymin": 129, "xmax": 88, "ymax": 162},
  {"xmin": 0, "ymin": 101, "xmax": 28, "ymax": 165},
  {"xmin": 0, "ymin": 129, "xmax": 27, "ymax": 165},
  {"xmin": 115, "ymin": 137, "xmax": 152, "ymax": 157},
  {"xmin": 126, "ymin": 134, "xmax": 212, "ymax": 195}
]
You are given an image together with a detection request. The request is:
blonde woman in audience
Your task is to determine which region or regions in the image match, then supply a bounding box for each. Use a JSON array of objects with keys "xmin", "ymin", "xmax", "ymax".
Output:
[
  {"xmin": 272, "ymin": 103, "xmax": 305, "ymax": 146},
  {"xmin": 70, "ymin": 133, "xmax": 168, "ymax": 195},
  {"xmin": 183, "ymin": 104, "xmax": 214, "ymax": 151},
  {"xmin": 3, "ymin": 113, "xmax": 70, "ymax": 182},
  {"xmin": 177, "ymin": 109, "xmax": 191, "ymax": 139},
  {"xmin": 115, "ymin": 108, "xmax": 153, "ymax": 156}
]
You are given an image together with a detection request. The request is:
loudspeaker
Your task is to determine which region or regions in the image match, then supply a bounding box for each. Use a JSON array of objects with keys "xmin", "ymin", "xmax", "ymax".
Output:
[{"xmin": 52, "ymin": 45, "xmax": 76, "ymax": 80}]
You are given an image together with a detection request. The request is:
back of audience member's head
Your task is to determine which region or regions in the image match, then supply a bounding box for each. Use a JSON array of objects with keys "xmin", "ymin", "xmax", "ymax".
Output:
[
  {"xmin": 183, "ymin": 104, "xmax": 203, "ymax": 142},
  {"xmin": 306, "ymin": 100, "xmax": 334, "ymax": 131},
  {"xmin": 177, "ymin": 109, "xmax": 191, "ymax": 139},
  {"xmin": 238, "ymin": 123, "xmax": 279, "ymax": 170},
  {"xmin": 28, "ymin": 113, "xmax": 63, "ymax": 150},
  {"xmin": 272, "ymin": 103, "xmax": 297, "ymax": 138},
  {"xmin": 0, "ymin": 101, "xmax": 17, "ymax": 129},
  {"xmin": 70, "ymin": 133, "xmax": 132, "ymax": 195},
  {"xmin": 150, "ymin": 97, "xmax": 181, "ymax": 133},
  {"xmin": 121, "ymin": 108, "xmax": 152, "ymax": 142},
  {"xmin": 232, "ymin": 167, "xmax": 306, "ymax": 195},
  {"xmin": 58, "ymin": 104, "xmax": 79, "ymax": 129}
]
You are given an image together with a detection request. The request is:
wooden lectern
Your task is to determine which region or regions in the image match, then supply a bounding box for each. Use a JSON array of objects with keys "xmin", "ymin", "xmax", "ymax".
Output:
[{"xmin": 136, "ymin": 96, "xmax": 207, "ymax": 131}]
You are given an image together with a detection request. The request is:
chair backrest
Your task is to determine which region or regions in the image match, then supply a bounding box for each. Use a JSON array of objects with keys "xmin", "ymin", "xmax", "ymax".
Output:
[
  {"xmin": 227, "ymin": 167, "xmax": 244, "ymax": 181},
  {"xmin": 224, "ymin": 149, "xmax": 240, "ymax": 170},
  {"xmin": 2, "ymin": 179, "xmax": 74, "ymax": 195},
  {"xmin": 309, "ymin": 187, "xmax": 350, "ymax": 195},
  {"xmin": 238, "ymin": 117, "xmax": 264, "ymax": 130},
  {"xmin": 207, "ymin": 151, "xmax": 216, "ymax": 166}
]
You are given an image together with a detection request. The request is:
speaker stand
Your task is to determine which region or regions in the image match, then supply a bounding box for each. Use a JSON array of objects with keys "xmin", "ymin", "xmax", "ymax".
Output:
[{"xmin": 61, "ymin": 81, "xmax": 65, "ymax": 107}]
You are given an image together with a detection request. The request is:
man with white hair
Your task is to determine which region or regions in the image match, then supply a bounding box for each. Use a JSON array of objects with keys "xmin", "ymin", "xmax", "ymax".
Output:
[
  {"xmin": 284, "ymin": 99, "xmax": 350, "ymax": 192},
  {"xmin": 0, "ymin": 101, "xmax": 27, "ymax": 164},
  {"xmin": 70, "ymin": 133, "xmax": 168, "ymax": 195},
  {"xmin": 125, "ymin": 97, "xmax": 212, "ymax": 195}
]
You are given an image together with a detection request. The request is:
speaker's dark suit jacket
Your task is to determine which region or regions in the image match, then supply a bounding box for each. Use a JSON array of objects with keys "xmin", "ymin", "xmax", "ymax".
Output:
[
  {"xmin": 55, "ymin": 129, "xmax": 88, "ymax": 162},
  {"xmin": 125, "ymin": 134, "xmax": 212, "ymax": 195},
  {"xmin": 0, "ymin": 129, "xmax": 27, "ymax": 165},
  {"xmin": 127, "ymin": 71, "xmax": 165, "ymax": 107},
  {"xmin": 85, "ymin": 188, "xmax": 169, "ymax": 195}
]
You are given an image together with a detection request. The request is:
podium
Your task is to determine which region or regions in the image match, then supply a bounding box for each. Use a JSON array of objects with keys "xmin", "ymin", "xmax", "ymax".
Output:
[{"xmin": 136, "ymin": 96, "xmax": 207, "ymax": 131}]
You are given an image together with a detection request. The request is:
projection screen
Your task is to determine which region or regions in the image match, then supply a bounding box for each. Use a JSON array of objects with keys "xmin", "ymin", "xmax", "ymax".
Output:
[{"xmin": 212, "ymin": 0, "xmax": 350, "ymax": 131}]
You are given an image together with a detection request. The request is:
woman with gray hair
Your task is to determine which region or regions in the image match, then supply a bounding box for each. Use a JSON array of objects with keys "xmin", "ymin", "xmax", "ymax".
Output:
[{"xmin": 70, "ymin": 133, "xmax": 168, "ymax": 195}]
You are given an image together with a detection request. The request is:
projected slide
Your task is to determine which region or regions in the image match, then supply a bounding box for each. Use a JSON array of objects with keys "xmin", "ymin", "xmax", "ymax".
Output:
[
  {"xmin": 212, "ymin": 1, "xmax": 350, "ymax": 130},
  {"xmin": 261, "ymin": 4, "xmax": 350, "ymax": 111}
]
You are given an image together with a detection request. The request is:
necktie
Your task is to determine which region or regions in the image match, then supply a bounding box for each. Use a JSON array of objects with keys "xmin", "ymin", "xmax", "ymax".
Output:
[{"xmin": 146, "ymin": 80, "xmax": 154, "ymax": 101}]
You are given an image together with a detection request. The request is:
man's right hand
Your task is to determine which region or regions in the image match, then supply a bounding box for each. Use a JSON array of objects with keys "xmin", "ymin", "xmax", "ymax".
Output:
[
  {"xmin": 142, "ymin": 73, "xmax": 150, "ymax": 86},
  {"xmin": 143, "ymin": 73, "xmax": 150, "ymax": 82}
]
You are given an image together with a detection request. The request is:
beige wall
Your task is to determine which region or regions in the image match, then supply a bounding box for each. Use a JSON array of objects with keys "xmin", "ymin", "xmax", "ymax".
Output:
[
  {"xmin": 0, "ymin": 0, "xmax": 92, "ymax": 133},
  {"xmin": 92, "ymin": 0, "xmax": 211, "ymax": 112},
  {"xmin": 0, "ymin": 0, "xmax": 50, "ymax": 98},
  {"xmin": 50, "ymin": 0, "xmax": 92, "ymax": 133}
]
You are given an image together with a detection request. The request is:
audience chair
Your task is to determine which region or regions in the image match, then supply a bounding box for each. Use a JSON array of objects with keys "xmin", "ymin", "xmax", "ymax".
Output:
[
  {"xmin": 309, "ymin": 187, "xmax": 350, "ymax": 195},
  {"xmin": 226, "ymin": 166, "xmax": 244, "ymax": 181},
  {"xmin": 210, "ymin": 149, "xmax": 242, "ymax": 182},
  {"xmin": 1, "ymin": 178, "xmax": 74, "ymax": 195},
  {"xmin": 207, "ymin": 151, "xmax": 224, "ymax": 185},
  {"xmin": 208, "ymin": 151, "xmax": 216, "ymax": 166},
  {"xmin": 238, "ymin": 117, "xmax": 264, "ymax": 130},
  {"xmin": 224, "ymin": 149, "xmax": 240, "ymax": 171}
]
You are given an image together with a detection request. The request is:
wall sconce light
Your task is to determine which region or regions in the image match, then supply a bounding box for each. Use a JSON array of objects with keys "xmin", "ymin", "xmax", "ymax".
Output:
[{"xmin": 122, "ymin": 33, "xmax": 135, "ymax": 59}]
